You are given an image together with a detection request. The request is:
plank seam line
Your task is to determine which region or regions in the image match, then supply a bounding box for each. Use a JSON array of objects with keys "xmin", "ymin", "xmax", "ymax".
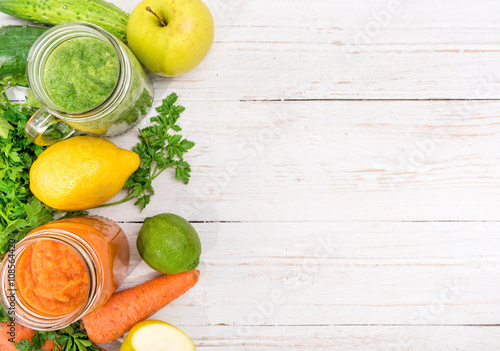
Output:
[
  {"xmin": 116, "ymin": 220, "xmax": 500, "ymax": 224},
  {"xmin": 177, "ymin": 324, "xmax": 500, "ymax": 327},
  {"xmin": 239, "ymin": 98, "xmax": 500, "ymax": 102}
]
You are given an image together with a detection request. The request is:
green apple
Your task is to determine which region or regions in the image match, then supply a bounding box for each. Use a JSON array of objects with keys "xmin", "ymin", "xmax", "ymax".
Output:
[
  {"xmin": 127, "ymin": 0, "xmax": 214, "ymax": 77},
  {"xmin": 119, "ymin": 320, "xmax": 196, "ymax": 351}
]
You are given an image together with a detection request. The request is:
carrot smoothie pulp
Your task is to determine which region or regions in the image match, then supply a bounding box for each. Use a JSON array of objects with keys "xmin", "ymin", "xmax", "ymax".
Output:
[{"xmin": 17, "ymin": 240, "xmax": 89, "ymax": 315}]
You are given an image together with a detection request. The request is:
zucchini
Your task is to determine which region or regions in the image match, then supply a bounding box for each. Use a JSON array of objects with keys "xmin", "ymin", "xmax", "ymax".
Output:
[
  {"xmin": 0, "ymin": 25, "xmax": 47, "ymax": 76},
  {"xmin": 0, "ymin": 0, "xmax": 129, "ymax": 42}
]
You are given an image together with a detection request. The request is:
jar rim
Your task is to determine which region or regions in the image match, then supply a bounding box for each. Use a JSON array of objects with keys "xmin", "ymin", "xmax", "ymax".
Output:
[
  {"xmin": 26, "ymin": 21, "xmax": 132, "ymax": 123},
  {"xmin": 0, "ymin": 229, "xmax": 101, "ymax": 330}
]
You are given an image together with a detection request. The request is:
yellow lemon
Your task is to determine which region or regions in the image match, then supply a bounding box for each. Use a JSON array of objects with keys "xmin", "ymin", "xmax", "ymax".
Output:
[
  {"xmin": 120, "ymin": 320, "xmax": 195, "ymax": 351},
  {"xmin": 30, "ymin": 136, "xmax": 140, "ymax": 211}
]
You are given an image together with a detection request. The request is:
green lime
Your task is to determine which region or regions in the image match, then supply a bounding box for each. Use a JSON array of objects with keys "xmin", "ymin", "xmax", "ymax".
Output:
[{"xmin": 137, "ymin": 213, "xmax": 201, "ymax": 274}]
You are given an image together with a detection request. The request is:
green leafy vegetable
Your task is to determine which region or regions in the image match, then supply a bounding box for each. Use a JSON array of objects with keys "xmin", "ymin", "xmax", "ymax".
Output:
[
  {"xmin": 0, "ymin": 304, "xmax": 8, "ymax": 322},
  {"xmin": 0, "ymin": 76, "xmax": 88, "ymax": 320},
  {"xmin": 0, "ymin": 77, "xmax": 47, "ymax": 254},
  {"xmin": 0, "ymin": 77, "xmax": 87, "ymax": 251},
  {"xmin": 15, "ymin": 322, "xmax": 101, "ymax": 351},
  {"xmin": 13, "ymin": 338, "xmax": 33, "ymax": 351},
  {"xmin": 101, "ymin": 92, "xmax": 195, "ymax": 210},
  {"xmin": 0, "ymin": 74, "xmax": 28, "ymax": 88},
  {"xmin": 24, "ymin": 90, "xmax": 41, "ymax": 109}
]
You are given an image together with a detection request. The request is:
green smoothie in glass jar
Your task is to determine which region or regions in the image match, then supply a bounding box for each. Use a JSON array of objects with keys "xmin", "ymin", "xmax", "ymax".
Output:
[{"xmin": 25, "ymin": 22, "xmax": 154, "ymax": 145}]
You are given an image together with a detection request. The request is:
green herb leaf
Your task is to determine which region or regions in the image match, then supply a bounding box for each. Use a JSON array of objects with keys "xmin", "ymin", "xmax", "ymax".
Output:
[
  {"xmin": 29, "ymin": 331, "xmax": 49, "ymax": 349},
  {"xmin": 100, "ymin": 92, "xmax": 195, "ymax": 210},
  {"xmin": 0, "ymin": 80, "xmax": 87, "ymax": 253},
  {"xmin": 17, "ymin": 322, "xmax": 102, "ymax": 351},
  {"xmin": 24, "ymin": 90, "xmax": 41, "ymax": 109},
  {"xmin": 0, "ymin": 116, "xmax": 13, "ymax": 139},
  {"xmin": 25, "ymin": 199, "xmax": 54, "ymax": 229},
  {"xmin": 7, "ymin": 74, "xmax": 28, "ymax": 88},
  {"xmin": 0, "ymin": 74, "xmax": 27, "ymax": 88},
  {"xmin": 0, "ymin": 305, "xmax": 9, "ymax": 322},
  {"xmin": 14, "ymin": 338, "xmax": 35, "ymax": 351}
]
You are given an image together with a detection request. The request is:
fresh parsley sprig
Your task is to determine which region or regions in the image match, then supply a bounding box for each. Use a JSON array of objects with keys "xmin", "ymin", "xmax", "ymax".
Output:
[
  {"xmin": 101, "ymin": 93, "xmax": 195, "ymax": 210},
  {"xmin": 15, "ymin": 322, "xmax": 101, "ymax": 351},
  {"xmin": 0, "ymin": 76, "xmax": 84, "ymax": 321},
  {"xmin": 0, "ymin": 76, "xmax": 86, "ymax": 255},
  {"xmin": 0, "ymin": 77, "xmax": 51, "ymax": 254}
]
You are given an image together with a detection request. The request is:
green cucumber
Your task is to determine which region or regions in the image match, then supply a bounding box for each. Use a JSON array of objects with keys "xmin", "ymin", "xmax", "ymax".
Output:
[
  {"xmin": 0, "ymin": 0, "xmax": 129, "ymax": 42},
  {"xmin": 0, "ymin": 25, "xmax": 48, "ymax": 77}
]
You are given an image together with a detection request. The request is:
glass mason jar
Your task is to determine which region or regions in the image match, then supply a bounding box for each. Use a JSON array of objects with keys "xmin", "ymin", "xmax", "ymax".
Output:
[
  {"xmin": 0, "ymin": 216, "xmax": 129, "ymax": 330},
  {"xmin": 25, "ymin": 22, "xmax": 154, "ymax": 146}
]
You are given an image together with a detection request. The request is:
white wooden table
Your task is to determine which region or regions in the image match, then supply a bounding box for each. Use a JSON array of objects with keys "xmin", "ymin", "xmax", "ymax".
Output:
[{"xmin": 3, "ymin": 0, "xmax": 500, "ymax": 349}]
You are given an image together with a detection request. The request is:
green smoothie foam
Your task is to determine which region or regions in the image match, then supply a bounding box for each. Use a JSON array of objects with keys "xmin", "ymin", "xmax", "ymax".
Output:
[{"xmin": 43, "ymin": 37, "xmax": 120, "ymax": 113}]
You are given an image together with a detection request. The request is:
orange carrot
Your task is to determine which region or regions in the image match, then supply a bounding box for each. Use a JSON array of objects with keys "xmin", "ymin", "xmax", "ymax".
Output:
[
  {"xmin": 0, "ymin": 320, "xmax": 54, "ymax": 351},
  {"xmin": 41, "ymin": 340, "xmax": 55, "ymax": 351},
  {"xmin": 0, "ymin": 321, "xmax": 35, "ymax": 351},
  {"xmin": 82, "ymin": 270, "xmax": 200, "ymax": 344}
]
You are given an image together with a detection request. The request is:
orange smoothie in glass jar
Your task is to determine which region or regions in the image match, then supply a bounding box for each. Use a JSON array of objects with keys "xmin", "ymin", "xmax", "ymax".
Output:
[
  {"xmin": 17, "ymin": 240, "xmax": 90, "ymax": 315},
  {"xmin": 0, "ymin": 216, "xmax": 129, "ymax": 330}
]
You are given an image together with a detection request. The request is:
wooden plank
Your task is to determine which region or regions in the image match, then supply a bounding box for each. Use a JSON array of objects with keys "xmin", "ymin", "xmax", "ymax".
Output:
[
  {"xmin": 114, "ymin": 222, "xmax": 500, "ymax": 328},
  {"xmin": 106, "ymin": 0, "xmax": 500, "ymax": 100},
  {"xmin": 102, "ymin": 325, "xmax": 500, "ymax": 351},
  {"xmin": 1, "ymin": 1, "xmax": 500, "ymax": 100},
  {"xmin": 86, "ymin": 99, "xmax": 500, "ymax": 222},
  {"xmin": 144, "ymin": 0, "xmax": 500, "ymax": 100}
]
